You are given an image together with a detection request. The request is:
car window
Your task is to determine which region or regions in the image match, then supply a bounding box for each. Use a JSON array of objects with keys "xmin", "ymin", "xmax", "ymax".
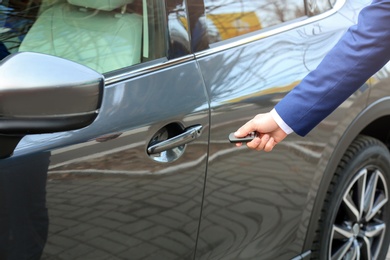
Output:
[
  {"xmin": 307, "ymin": 0, "xmax": 334, "ymax": 15},
  {"xmin": 203, "ymin": 0, "xmax": 306, "ymax": 44},
  {"xmin": 0, "ymin": 0, "xmax": 166, "ymax": 73}
]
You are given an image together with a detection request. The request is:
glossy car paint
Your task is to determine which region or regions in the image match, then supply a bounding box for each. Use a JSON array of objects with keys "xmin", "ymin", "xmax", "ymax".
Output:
[
  {"xmin": 1, "ymin": 1, "xmax": 210, "ymax": 259},
  {"xmin": 1, "ymin": 0, "xmax": 390, "ymax": 259},
  {"xmin": 194, "ymin": 0, "xmax": 374, "ymax": 259},
  {"xmin": 0, "ymin": 52, "xmax": 103, "ymax": 136}
]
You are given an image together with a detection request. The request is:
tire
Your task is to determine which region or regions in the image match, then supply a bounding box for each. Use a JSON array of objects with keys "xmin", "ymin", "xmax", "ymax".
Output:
[{"xmin": 311, "ymin": 135, "xmax": 390, "ymax": 260}]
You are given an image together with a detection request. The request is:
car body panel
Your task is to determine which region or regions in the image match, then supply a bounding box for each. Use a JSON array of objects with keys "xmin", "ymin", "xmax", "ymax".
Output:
[
  {"xmin": 1, "ymin": 0, "xmax": 390, "ymax": 259},
  {"xmin": 301, "ymin": 62, "xmax": 390, "ymax": 252},
  {"xmin": 194, "ymin": 0, "xmax": 371, "ymax": 258},
  {"xmin": 1, "ymin": 56, "xmax": 210, "ymax": 260},
  {"xmin": 0, "ymin": 2, "xmax": 212, "ymax": 257}
]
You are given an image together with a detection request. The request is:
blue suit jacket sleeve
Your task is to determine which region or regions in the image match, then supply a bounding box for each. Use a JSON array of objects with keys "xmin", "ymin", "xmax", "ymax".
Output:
[{"xmin": 275, "ymin": 0, "xmax": 390, "ymax": 136}]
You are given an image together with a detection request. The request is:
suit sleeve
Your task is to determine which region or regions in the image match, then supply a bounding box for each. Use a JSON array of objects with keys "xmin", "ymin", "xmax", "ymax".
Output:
[{"xmin": 274, "ymin": 0, "xmax": 390, "ymax": 136}]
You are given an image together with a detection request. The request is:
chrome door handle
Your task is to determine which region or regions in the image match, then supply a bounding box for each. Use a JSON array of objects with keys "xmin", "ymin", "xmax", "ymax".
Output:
[{"xmin": 147, "ymin": 125, "xmax": 203, "ymax": 154}]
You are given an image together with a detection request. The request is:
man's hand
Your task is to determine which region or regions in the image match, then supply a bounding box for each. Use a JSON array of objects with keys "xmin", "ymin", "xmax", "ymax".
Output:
[{"xmin": 234, "ymin": 113, "xmax": 287, "ymax": 152}]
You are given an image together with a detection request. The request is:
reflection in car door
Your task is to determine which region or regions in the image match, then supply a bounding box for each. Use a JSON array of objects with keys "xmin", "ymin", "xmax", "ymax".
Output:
[
  {"xmin": 0, "ymin": 3, "xmax": 209, "ymax": 260},
  {"xmin": 193, "ymin": 0, "xmax": 366, "ymax": 259}
]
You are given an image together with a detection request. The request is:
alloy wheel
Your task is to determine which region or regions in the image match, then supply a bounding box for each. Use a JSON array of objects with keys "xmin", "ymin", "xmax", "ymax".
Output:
[{"xmin": 329, "ymin": 167, "xmax": 388, "ymax": 260}]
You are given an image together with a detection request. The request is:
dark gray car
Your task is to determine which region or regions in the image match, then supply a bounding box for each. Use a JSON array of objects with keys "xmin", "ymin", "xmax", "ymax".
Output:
[{"xmin": 1, "ymin": 0, "xmax": 390, "ymax": 259}]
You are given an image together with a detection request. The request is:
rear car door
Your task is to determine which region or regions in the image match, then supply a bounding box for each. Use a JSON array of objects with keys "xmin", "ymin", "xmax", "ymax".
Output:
[
  {"xmin": 192, "ymin": 0, "xmax": 370, "ymax": 259},
  {"xmin": 0, "ymin": 1, "xmax": 209, "ymax": 259}
]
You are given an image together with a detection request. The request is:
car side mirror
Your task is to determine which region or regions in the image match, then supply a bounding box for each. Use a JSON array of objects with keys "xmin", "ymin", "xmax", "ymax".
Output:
[{"xmin": 0, "ymin": 52, "xmax": 104, "ymax": 158}]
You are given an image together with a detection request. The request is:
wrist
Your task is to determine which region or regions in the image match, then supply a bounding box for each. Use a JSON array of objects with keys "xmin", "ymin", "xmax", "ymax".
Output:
[{"xmin": 270, "ymin": 109, "xmax": 293, "ymax": 135}]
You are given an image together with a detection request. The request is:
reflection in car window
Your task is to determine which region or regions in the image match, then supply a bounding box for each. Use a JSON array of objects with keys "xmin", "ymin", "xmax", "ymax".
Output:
[
  {"xmin": 0, "ymin": 0, "xmax": 166, "ymax": 73},
  {"xmin": 203, "ymin": 0, "xmax": 306, "ymax": 44},
  {"xmin": 308, "ymin": 0, "xmax": 334, "ymax": 15}
]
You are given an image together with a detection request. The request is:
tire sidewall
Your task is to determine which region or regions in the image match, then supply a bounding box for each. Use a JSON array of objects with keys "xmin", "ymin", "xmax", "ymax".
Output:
[{"xmin": 318, "ymin": 141, "xmax": 390, "ymax": 259}]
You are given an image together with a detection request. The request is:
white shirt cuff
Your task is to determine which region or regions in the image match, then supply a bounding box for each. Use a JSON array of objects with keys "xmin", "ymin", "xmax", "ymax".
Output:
[{"xmin": 270, "ymin": 108, "xmax": 294, "ymax": 135}]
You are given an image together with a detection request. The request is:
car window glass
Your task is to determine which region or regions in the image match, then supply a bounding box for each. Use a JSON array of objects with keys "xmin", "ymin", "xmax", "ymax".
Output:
[
  {"xmin": 308, "ymin": 0, "xmax": 334, "ymax": 15},
  {"xmin": 203, "ymin": 0, "xmax": 306, "ymax": 44},
  {"xmin": 0, "ymin": 0, "xmax": 166, "ymax": 73}
]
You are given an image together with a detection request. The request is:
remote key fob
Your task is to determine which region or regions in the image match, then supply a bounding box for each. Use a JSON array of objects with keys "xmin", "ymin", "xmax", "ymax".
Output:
[{"xmin": 229, "ymin": 132, "xmax": 257, "ymax": 143}]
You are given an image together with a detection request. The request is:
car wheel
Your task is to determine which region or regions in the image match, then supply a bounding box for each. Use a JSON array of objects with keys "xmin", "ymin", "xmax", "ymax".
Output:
[{"xmin": 311, "ymin": 135, "xmax": 390, "ymax": 259}]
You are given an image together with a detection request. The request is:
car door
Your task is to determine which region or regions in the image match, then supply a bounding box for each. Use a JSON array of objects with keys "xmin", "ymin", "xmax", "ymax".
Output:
[
  {"xmin": 0, "ymin": 1, "xmax": 209, "ymax": 259},
  {"xmin": 192, "ymin": 0, "xmax": 370, "ymax": 259}
]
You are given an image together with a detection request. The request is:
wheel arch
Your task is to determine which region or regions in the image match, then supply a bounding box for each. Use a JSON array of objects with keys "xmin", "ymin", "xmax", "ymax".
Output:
[{"xmin": 303, "ymin": 96, "xmax": 390, "ymax": 252}]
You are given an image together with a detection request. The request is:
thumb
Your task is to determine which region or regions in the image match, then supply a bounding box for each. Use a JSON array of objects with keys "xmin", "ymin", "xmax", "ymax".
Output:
[{"xmin": 234, "ymin": 119, "xmax": 256, "ymax": 138}]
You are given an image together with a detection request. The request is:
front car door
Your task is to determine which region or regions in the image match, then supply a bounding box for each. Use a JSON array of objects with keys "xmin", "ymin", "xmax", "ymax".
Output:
[{"xmin": 0, "ymin": 1, "xmax": 209, "ymax": 259}]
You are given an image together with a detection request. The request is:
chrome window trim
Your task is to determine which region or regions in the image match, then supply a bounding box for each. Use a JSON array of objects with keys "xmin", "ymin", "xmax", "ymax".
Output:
[
  {"xmin": 104, "ymin": 55, "xmax": 195, "ymax": 86},
  {"xmin": 195, "ymin": 0, "xmax": 347, "ymax": 59},
  {"xmin": 104, "ymin": 0, "xmax": 346, "ymax": 86}
]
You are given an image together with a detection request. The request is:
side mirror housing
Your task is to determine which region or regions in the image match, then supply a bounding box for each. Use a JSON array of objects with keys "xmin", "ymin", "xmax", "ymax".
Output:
[{"xmin": 0, "ymin": 52, "xmax": 104, "ymax": 158}]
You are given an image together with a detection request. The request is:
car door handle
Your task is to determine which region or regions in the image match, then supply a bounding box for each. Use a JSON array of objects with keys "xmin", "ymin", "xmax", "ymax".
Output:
[{"xmin": 147, "ymin": 125, "xmax": 203, "ymax": 154}]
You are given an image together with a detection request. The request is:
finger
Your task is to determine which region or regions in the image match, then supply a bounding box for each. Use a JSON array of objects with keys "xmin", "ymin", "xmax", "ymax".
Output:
[
  {"xmin": 235, "ymin": 119, "xmax": 256, "ymax": 138},
  {"xmin": 264, "ymin": 137, "xmax": 275, "ymax": 152},
  {"xmin": 246, "ymin": 136, "xmax": 261, "ymax": 150},
  {"xmin": 255, "ymin": 134, "xmax": 270, "ymax": 151},
  {"xmin": 235, "ymin": 142, "xmax": 243, "ymax": 147}
]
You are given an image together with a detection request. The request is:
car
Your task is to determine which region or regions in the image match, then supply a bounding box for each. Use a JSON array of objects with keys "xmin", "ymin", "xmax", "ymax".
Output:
[{"xmin": 1, "ymin": 0, "xmax": 390, "ymax": 259}]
